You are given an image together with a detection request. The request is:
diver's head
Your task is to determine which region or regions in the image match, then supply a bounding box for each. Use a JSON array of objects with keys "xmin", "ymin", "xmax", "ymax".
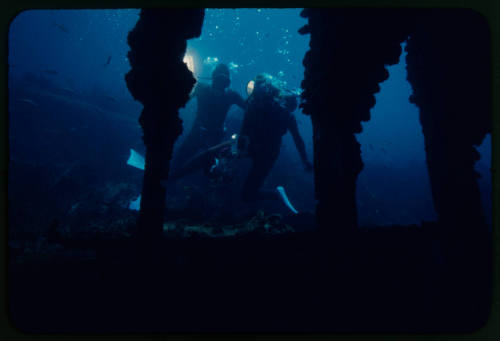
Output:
[
  {"xmin": 212, "ymin": 63, "xmax": 231, "ymax": 90},
  {"xmin": 251, "ymin": 73, "xmax": 280, "ymax": 99},
  {"xmin": 247, "ymin": 73, "xmax": 298, "ymax": 112}
]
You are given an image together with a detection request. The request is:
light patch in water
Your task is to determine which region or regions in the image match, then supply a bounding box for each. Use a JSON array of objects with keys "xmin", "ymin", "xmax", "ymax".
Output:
[
  {"xmin": 203, "ymin": 56, "xmax": 219, "ymax": 66},
  {"xmin": 183, "ymin": 53, "xmax": 195, "ymax": 75}
]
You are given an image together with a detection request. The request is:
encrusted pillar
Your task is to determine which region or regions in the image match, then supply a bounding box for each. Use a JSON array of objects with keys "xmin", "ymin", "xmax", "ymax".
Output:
[
  {"xmin": 406, "ymin": 9, "xmax": 491, "ymax": 235},
  {"xmin": 299, "ymin": 9, "xmax": 414, "ymax": 236},
  {"xmin": 405, "ymin": 9, "xmax": 491, "ymax": 324},
  {"xmin": 125, "ymin": 9, "xmax": 205, "ymax": 242}
]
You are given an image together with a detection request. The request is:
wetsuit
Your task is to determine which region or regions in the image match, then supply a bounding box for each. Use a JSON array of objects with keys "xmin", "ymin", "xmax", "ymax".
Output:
[
  {"xmin": 239, "ymin": 93, "xmax": 309, "ymax": 201},
  {"xmin": 174, "ymin": 82, "xmax": 245, "ymax": 169}
]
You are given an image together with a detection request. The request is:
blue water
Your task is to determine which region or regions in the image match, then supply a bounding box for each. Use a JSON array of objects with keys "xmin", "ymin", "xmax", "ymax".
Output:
[
  {"xmin": 8, "ymin": 8, "xmax": 492, "ymax": 228},
  {"xmin": 9, "ymin": 9, "xmax": 140, "ymax": 102},
  {"xmin": 356, "ymin": 43, "xmax": 437, "ymax": 226},
  {"xmin": 179, "ymin": 9, "xmax": 312, "ymax": 156}
]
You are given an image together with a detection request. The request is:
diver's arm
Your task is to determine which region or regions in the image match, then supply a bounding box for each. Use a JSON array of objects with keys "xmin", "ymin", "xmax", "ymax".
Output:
[
  {"xmin": 288, "ymin": 116, "xmax": 312, "ymax": 170},
  {"xmin": 237, "ymin": 103, "xmax": 253, "ymax": 153},
  {"xmin": 238, "ymin": 98, "xmax": 253, "ymax": 136},
  {"xmin": 228, "ymin": 90, "xmax": 247, "ymax": 110},
  {"xmin": 238, "ymin": 114, "xmax": 250, "ymax": 151},
  {"xmin": 234, "ymin": 93, "xmax": 246, "ymax": 110}
]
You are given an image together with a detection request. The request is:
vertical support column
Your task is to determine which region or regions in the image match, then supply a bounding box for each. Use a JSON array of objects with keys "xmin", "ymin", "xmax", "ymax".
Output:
[
  {"xmin": 405, "ymin": 9, "xmax": 491, "ymax": 324},
  {"xmin": 125, "ymin": 9, "xmax": 205, "ymax": 244},
  {"xmin": 311, "ymin": 117, "xmax": 363, "ymax": 234},
  {"xmin": 405, "ymin": 9, "xmax": 491, "ymax": 235},
  {"xmin": 300, "ymin": 9, "xmax": 413, "ymax": 238}
]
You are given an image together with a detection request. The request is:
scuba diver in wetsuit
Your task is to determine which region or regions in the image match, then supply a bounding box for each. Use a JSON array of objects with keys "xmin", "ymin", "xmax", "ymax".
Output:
[
  {"xmin": 237, "ymin": 73, "xmax": 312, "ymax": 211},
  {"xmin": 172, "ymin": 63, "xmax": 246, "ymax": 171}
]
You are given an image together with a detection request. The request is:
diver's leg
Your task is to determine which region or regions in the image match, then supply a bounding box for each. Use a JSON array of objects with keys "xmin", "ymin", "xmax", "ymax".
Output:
[
  {"xmin": 241, "ymin": 152, "xmax": 280, "ymax": 202},
  {"xmin": 170, "ymin": 148, "xmax": 220, "ymax": 180},
  {"xmin": 171, "ymin": 130, "xmax": 202, "ymax": 170}
]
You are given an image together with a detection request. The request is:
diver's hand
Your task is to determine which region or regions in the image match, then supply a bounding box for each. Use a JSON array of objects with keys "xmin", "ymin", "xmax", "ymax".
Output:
[
  {"xmin": 303, "ymin": 161, "xmax": 313, "ymax": 172},
  {"xmin": 237, "ymin": 135, "xmax": 249, "ymax": 155}
]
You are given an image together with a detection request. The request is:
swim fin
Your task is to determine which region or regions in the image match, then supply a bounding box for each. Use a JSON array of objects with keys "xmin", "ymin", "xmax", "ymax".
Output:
[
  {"xmin": 128, "ymin": 194, "xmax": 141, "ymax": 211},
  {"xmin": 276, "ymin": 186, "xmax": 299, "ymax": 214},
  {"xmin": 127, "ymin": 148, "xmax": 145, "ymax": 170}
]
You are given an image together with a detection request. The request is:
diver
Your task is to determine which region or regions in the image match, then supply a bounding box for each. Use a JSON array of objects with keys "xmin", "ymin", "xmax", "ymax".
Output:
[
  {"xmin": 172, "ymin": 63, "xmax": 246, "ymax": 171},
  {"xmin": 237, "ymin": 73, "xmax": 312, "ymax": 212},
  {"xmin": 127, "ymin": 73, "xmax": 311, "ymax": 214}
]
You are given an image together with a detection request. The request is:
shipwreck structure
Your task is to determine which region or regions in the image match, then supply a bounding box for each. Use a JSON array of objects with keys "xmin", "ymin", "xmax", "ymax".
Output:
[
  {"xmin": 126, "ymin": 8, "xmax": 491, "ymax": 241},
  {"xmin": 125, "ymin": 9, "xmax": 205, "ymax": 244},
  {"xmin": 121, "ymin": 8, "xmax": 491, "ymax": 330},
  {"xmin": 7, "ymin": 7, "xmax": 494, "ymax": 334},
  {"xmin": 297, "ymin": 9, "xmax": 492, "ymax": 326}
]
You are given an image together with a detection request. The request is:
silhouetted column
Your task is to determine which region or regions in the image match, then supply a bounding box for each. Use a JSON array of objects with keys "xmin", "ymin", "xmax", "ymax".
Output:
[
  {"xmin": 300, "ymin": 9, "xmax": 414, "ymax": 236},
  {"xmin": 125, "ymin": 9, "xmax": 205, "ymax": 242},
  {"xmin": 406, "ymin": 9, "xmax": 491, "ymax": 324},
  {"xmin": 405, "ymin": 9, "xmax": 491, "ymax": 235}
]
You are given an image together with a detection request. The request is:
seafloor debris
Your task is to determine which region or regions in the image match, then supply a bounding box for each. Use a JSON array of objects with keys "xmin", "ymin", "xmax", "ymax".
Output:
[{"xmin": 163, "ymin": 210, "xmax": 294, "ymax": 238}]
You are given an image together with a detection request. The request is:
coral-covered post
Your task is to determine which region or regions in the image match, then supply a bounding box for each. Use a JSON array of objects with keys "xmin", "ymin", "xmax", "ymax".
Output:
[
  {"xmin": 125, "ymin": 9, "xmax": 205, "ymax": 242},
  {"xmin": 299, "ymin": 9, "xmax": 413, "ymax": 236}
]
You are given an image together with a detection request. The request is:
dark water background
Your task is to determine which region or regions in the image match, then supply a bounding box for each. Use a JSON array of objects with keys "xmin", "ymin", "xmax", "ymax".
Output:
[{"xmin": 7, "ymin": 9, "xmax": 492, "ymax": 238}]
